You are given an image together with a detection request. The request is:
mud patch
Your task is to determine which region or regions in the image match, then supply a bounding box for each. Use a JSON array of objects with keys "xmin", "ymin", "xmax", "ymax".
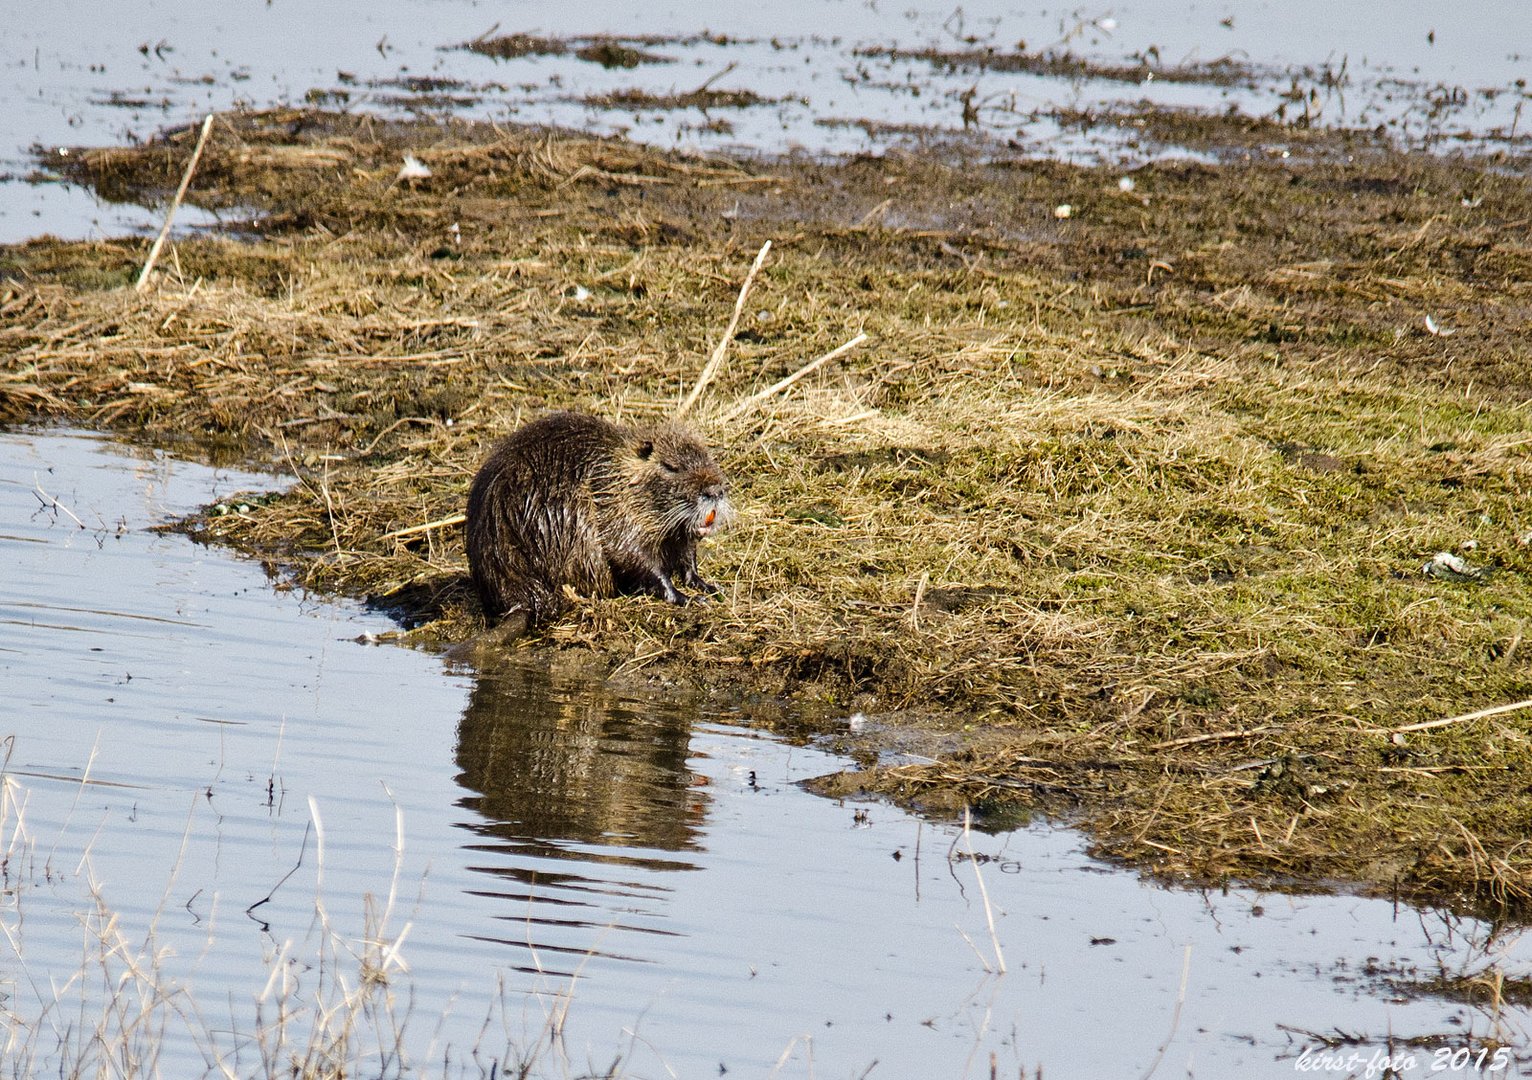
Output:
[
  {"xmin": 855, "ymin": 44, "xmax": 1264, "ymax": 89},
  {"xmin": 461, "ymin": 31, "xmax": 697, "ymax": 66},
  {"xmin": 583, "ymin": 87, "xmax": 783, "ymax": 112}
]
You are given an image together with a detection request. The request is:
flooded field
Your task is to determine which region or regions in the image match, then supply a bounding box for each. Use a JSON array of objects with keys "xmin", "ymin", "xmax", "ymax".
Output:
[
  {"xmin": 4, "ymin": 428, "xmax": 1532, "ymax": 1077},
  {"xmin": 5, "ymin": 0, "xmax": 1531, "ymax": 240}
]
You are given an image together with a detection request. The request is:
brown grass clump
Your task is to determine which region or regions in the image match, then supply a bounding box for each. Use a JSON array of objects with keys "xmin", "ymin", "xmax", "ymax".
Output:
[{"xmin": 7, "ymin": 107, "xmax": 1532, "ymax": 915}]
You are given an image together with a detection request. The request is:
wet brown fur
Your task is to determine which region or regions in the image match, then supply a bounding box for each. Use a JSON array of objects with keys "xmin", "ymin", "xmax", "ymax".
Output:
[{"xmin": 466, "ymin": 411, "xmax": 731, "ymax": 627}]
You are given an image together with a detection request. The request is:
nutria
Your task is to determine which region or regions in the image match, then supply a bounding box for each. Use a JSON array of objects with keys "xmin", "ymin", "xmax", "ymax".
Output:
[{"xmin": 466, "ymin": 411, "xmax": 732, "ymax": 628}]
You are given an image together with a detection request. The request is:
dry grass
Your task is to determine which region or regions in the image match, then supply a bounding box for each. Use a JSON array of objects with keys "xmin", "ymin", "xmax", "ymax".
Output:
[{"xmin": 6, "ymin": 107, "xmax": 1532, "ymax": 914}]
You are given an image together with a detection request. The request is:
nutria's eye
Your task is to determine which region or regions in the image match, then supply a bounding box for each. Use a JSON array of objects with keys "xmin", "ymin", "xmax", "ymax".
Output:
[
  {"xmin": 660, "ymin": 461, "xmax": 680, "ymax": 474},
  {"xmin": 635, "ymin": 440, "xmax": 655, "ymax": 460}
]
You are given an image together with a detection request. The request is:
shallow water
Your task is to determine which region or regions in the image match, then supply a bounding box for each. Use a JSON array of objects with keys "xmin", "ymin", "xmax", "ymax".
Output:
[
  {"xmin": 3, "ymin": 427, "xmax": 1532, "ymax": 1078},
  {"xmin": 4, "ymin": 0, "xmax": 1530, "ymax": 241}
]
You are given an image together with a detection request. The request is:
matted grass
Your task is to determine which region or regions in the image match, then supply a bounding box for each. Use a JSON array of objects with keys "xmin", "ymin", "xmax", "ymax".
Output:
[{"xmin": 6, "ymin": 108, "xmax": 1532, "ymax": 913}]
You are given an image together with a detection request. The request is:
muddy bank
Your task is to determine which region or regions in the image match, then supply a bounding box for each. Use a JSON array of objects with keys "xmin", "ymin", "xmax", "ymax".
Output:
[{"xmin": 4, "ymin": 107, "xmax": 1532, "ymax": 915}]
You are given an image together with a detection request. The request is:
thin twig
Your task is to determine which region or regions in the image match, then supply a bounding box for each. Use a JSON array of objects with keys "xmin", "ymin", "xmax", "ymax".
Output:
[
  {"xmin": 136, "ymin": 114, "xmax": 215, "ymax": 292},
  {"xmin": 33, "ymin": 480, "xmax": 86, "ymax": 528},
  {"xmin": 855, "ymin": 198, "xmax": 892, "ymax": 228},
  {"xmin": 1148, "ymin": 726, "xmax": 1277, "ymax": 751},
  {"xmin": 913, "ymin": 819, "xmax": 922, "ymax": 903},
  {"xmin": 377, "ymin": 511, "xmax": 467, "ymax": 542},
  {"xmin": 46, "ymin": 734, "xmax": 100, "ymax": 874},
  {"xmin": 319, "ymin": 459, "xmax": 343, "ymax": 557},
  {"xmin": 693, "ymin": 61, "xmax": 739, "ymax": 96},
  {"xmin": 909, "ymin": 570, "xmax": 929, "ymax": 629},
  {"xmin": 962, "ymin": 806, "xmax": 1006, "ymax": 974},
  {"xmin": 1137, "ymin": 944, "xmax": 1193, "ymax": 1080},
  {"xmin": 1389, "ymin": 697, "xmax": 1532, "ymax": 735},
  {"xmin": 767, "ymin": 1034, "xmax": 810, "ymax": 1079},
  {"xmin": 246, "ymin": 820, "xmax": 312, "ymax": 921},
  {"xmin": 717, "ymin": 331, "xmax": 869, "ymax": 423},
  {"xmin": 359, "ymin": 415, "xmax": 437, "ymax": 456},
  {"xmin": 676, "ymin": 240, "xmax": 771, "ymax": 418}
]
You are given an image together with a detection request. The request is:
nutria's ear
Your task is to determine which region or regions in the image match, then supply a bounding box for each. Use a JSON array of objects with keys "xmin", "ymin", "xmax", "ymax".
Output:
[{"xmin": 635, "ymin": 439, "xmax": 655, "ymax": 460}]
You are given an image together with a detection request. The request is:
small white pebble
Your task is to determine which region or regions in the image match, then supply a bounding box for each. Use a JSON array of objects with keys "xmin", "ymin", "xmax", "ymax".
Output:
[{"xmin": 1053, "ymin": 203, "xmax": 1073, "ymax": 219}]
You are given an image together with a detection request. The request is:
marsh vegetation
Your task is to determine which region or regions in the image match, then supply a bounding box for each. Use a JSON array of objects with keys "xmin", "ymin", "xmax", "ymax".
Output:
[{"xmin": 4, "ymin": 103, "xmax": 1532, "ymax": 921}]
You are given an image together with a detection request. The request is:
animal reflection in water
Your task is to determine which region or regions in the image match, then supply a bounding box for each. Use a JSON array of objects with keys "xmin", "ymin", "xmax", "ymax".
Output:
[{"xmin": 450, "ymin": 655, "xmax": 708, "ymax": 968}]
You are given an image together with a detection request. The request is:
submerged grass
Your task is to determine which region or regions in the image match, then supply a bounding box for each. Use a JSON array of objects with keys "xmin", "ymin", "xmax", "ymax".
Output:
[{"xmin": 5, "ymin": 107, "xmax": 1532, "ymax": 914}]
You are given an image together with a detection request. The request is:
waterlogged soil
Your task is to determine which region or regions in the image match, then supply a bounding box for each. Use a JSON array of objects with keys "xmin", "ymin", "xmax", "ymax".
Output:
[
  {"xmin": 9, "ymin": 2, "xmax": 1532, "ymax": 243},
  {"xmin": 5, "ymin": 106, "xmax": 1532, "ymax": 921}
]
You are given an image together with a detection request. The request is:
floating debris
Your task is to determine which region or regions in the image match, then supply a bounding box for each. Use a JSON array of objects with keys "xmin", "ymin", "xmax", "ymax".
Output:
[{"xmin": 574, "ymin": 41, "xmax": 673, "ymax": 69}]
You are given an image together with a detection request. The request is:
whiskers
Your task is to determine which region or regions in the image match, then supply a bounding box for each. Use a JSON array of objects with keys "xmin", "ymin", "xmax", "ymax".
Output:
[{"xmin": 652, "ymin": 491, "xmax": 735, "ymax": 539}]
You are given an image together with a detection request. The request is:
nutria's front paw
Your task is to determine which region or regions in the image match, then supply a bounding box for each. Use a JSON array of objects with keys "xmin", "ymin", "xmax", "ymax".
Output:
[{"xmin": 661, "ymin": 584, "xmax": 691, "ymax": 605}]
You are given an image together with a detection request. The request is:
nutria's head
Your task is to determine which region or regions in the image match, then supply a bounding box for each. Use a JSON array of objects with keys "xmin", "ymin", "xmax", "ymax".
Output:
[{"xmin": 628, "ymin": 422, "xmax": 733, "ymax": 540}]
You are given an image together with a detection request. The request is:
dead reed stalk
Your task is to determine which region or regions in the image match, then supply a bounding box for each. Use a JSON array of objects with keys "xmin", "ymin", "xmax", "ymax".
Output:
[
  {"xmin": 136, "ymin": 114, "xmax": 215, "ymax": 292},
  {"xmin": 676, "ymin": 240, "xmax": 771, "ymax": 418}
]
